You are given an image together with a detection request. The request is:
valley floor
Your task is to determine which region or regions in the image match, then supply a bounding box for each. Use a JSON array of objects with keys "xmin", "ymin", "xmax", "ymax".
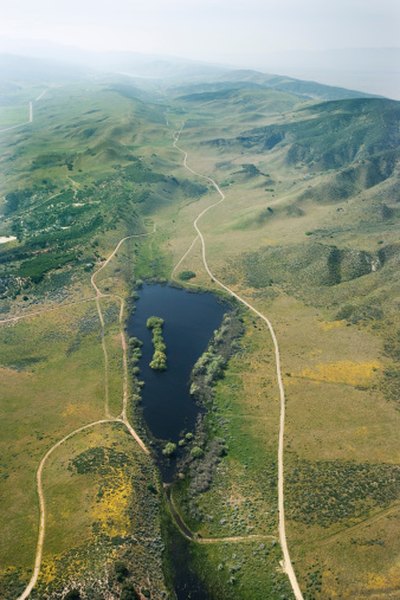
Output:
[{"xmin": 1, "ymin": 79, "xmax": 400, "ymax": 599}]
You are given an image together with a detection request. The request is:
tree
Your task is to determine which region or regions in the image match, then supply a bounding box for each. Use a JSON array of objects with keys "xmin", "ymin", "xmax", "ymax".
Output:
[
  {"xmin": 191, "ymin": 446, "xmax": 204, "ymax": 459},
  {"xmin": 162, "ymin": 442, "xmax": 177, "ymax": 457}
]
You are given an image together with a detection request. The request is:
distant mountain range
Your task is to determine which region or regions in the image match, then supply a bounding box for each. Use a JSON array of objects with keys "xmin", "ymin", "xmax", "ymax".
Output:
[
  {"xmin": 0, "ymin": 39, "xmax": 398, "ymax": 96},
  {"xmin": 0, "ymin": 49, "xmax": 385, "ymax": 103},
  {"xmin": 252, "ymin": 47, "xmax": 400, "ymax": 99},
  {"xmin": 176, "ymin": 69, "xmax": 379, "ymax": 101}
]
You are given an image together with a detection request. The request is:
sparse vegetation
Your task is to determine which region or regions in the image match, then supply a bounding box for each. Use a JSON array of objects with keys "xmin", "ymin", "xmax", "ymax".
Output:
[{"xmin": 286, "ymin": 458, "xmax": 400, "ymax": 527}]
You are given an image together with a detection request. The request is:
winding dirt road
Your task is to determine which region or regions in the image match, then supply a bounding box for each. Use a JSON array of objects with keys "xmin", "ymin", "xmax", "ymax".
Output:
[
  {"xmin": 16, "ymin": 418, "xmax": 118, "ymax": 600},
  {"xmin": 165, "ymin": 484, "xmax": 277, "ymax": 545},
  {"xmin": 14, "ymin": 234, "xmax": 150, "ymax": 600},
  {"xmin": 90, "ymin": 233, "xmax": 153, "ymax": 451},
  {"xmin": 90, "ymin": 235, "xmax": 138, "ymax": 419},
  {"xmin": 173, "ymin": 129, "xmax": 304, "ymax": 600},
  {"xmin": 1, "ymin": 88, "xmax": 152, "ymax": 598}
]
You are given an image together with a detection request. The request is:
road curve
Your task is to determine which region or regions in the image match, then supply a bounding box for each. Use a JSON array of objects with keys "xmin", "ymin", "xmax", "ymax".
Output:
[
  {"xmin": 90, "ymin": 233, "xmax": 151, "ymax": 452},
  {"xmin": 165, "ymin": 484, "xmax": 277, "ymax": 545},
  {"xmin": 15, "ymin": 416, "xmax": 149, "ymax": 600},
  {"xmin": 16, "ymin": 418, "xmax": 119, "ymax": 600},
  {"xmin": 173, "ymin": 129, "xmax": 304, "ymax": 600},
  {"xmin": 15, "ymin": 233, "xmax": 151, "ymax": 599}
]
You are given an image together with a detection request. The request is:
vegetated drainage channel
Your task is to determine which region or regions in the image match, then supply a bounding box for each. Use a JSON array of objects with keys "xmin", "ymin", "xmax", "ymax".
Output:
[{"xmin": 127, "ymin": 283, "xmax": 228, "ymax": 599}]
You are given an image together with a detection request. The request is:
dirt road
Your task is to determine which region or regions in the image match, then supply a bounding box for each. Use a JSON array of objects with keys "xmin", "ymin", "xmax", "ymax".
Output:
[{"xmin": 173, "ymin": 129, "xmax": 304, "ymax": 600}]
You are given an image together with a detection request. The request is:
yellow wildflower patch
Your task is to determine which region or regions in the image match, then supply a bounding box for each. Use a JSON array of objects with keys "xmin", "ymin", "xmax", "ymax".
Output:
[
  {"xmin": 299, "ymin": 360, "xmax": 381, "ymax": 386},
  {"xmin": 92, "ymin": 469, "xmax": 132, "ymax": 537},
  {"xmin": 366, "ymin": 566, "xmax": 400, "ymax": 592},
  {"xmin": 40, "ymin": 558, "xmax": 57, "ymax": 585}
]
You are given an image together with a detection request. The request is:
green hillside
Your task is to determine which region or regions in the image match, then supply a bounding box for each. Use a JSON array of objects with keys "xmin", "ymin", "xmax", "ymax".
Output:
[
  {"xmin": 1, "ymin": 63, "xmax": 400, "ymax": 600},
  {"xmin": 216, "ymin": 68, "xmax": 378, "ymax": 100},
  {"xmin": 205, "ymin": 97, "xmax": 400, "ymax": 200}
]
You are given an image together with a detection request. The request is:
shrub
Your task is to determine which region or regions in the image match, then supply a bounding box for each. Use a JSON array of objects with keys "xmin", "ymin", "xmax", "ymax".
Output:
[
  {"xmin": 179, "ymin": 270, "xmax": 196, "ymax": 281},
  {"xmin": 120, "ymin": 582, "xmax": 140, "ymax": 600},
  {"xmin": 129, "ymin": 337, "xmax": 143, "ymax": 349},
  {"xmin": 162, "ymin": 442, "xmax": 177, "ymax": 457},
  {"xmin": 191, "ymin": 446, "xmax": 204, "ymax": 459},
  {"xmin": 114, "ymin": 560, "xmax": 130, "ymax": 582}
]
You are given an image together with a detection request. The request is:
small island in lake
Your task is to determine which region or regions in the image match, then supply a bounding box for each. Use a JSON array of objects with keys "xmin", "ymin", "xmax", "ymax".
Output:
[{"xmin": 146, "ymin": 316, "xmax": 167, "ymax": 371}]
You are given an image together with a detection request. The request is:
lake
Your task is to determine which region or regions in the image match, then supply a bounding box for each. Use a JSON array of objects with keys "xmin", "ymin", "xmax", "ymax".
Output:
[
  {"xmin": 127, "ymin": 283, "xmax": 228, "ymax": 599},
  {"xmin": 127, "ymin": 283, "xmax": 227, "ymax": 445}
]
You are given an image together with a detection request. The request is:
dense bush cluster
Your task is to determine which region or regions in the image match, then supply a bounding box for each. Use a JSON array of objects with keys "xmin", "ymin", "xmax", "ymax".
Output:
[
  {"xmin": 175, "ymin": 310, "xmax": 244, "ymax": 502},
  {"xmin": 335, "ymin": 301, "xmax": 383, "ymax": 323},
  {"xmin": 188, "ymin": 436, "xmax": 228, "ymax": 494},
  {"xmin": 190, "ymin": 311, "xmax": 244, "ymax": 406},
  {"xmin": 286, "ymin": 458, "xmax": 400, "ymax": 527},
  {"xmin": 146, "ymin": 316, "xmax": 167, "ymax": 371},
  {"xmin": 379, "ymin": 328, "xmax": 400, "ymax": 405},
  {"xmin": 384, "ymin": 328, "xmax": 400, "ymax": 361},
  {"xmin": 380, "ymin": 368, "xmax": 400, "ymax": 404},
  {"xmin": 178, "ymin": 270, "xmax": 196, "ymax": 281},
  {"xmin": 69, "ymin": 446, "xmax": 131, "ymax": 475}
]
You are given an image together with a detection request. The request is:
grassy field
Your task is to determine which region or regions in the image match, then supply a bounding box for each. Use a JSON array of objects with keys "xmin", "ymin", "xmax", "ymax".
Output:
[
  {"xmin": 171, "ymin": 312, "xmax": 295, "ymax": 598},
  {"xmin": 0, "ymin": 266, "xmax": 168, "ymax": 598},
  {"xmin": 0, "ymin": 104, "xmax": 29, "ymax": 128},
  {"xmin": 1, "ymin": 74, "xmax": 399, "ymax": 598},
  {"xmin": 159, "ymin": 97, "xmax": 400, "ymax": 598},
  {"xmin": 0, "ymin": 302, "xmax": 104, "ymax": 575}
]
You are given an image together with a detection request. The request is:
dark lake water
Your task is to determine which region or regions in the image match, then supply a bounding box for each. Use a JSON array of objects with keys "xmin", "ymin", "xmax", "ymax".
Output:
[
  {"xmin": 127, "ymin": 284, "xmax": 227, "ymax": 445},
  {"xmin": 127, "ymin": 284, "xmax": 226, "ymax": 600},
  {"xmin": 127, "ymin": 284, "xmax": 228, "ymax": 599}
]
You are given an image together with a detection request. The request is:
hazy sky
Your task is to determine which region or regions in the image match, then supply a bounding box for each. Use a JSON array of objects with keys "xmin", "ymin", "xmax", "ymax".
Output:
[{"xmin": 1, "ymin": 0, "xmax": 399, "ymax": 64}]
